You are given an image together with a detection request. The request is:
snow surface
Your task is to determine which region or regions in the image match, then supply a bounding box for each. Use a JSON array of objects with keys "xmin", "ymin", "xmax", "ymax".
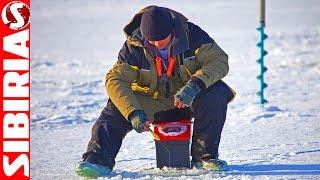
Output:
[{"xmin": 31, "ymin": 0, "xmax": 320, "ymax": 179}]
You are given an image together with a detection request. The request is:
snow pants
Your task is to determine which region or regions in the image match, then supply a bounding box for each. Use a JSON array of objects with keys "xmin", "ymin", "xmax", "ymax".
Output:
[{"xmin": 83, "ymin": 80, "xmax": 234, "ymax": 168}]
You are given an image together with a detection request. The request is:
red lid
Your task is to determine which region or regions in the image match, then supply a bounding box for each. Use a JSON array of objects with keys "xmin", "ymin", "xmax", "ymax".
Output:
[{"xmin": 152, "ymin": 119, "xmax": 192, "ymax": 141}]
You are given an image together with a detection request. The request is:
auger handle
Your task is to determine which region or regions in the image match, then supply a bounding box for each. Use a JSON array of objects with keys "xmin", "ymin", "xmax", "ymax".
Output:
[{"xmin": 259, "ymin": 0, "xmax": 266, "ymax": 26}]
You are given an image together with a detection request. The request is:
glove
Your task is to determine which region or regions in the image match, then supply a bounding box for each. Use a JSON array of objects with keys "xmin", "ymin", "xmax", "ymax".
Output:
[
  {"xmin": 174, "ymin": 78, "xmax": 203, "ymax": 107},
  {"xmin": 129, "ymin": 110, "xmax": 148, "ymax": 133}
]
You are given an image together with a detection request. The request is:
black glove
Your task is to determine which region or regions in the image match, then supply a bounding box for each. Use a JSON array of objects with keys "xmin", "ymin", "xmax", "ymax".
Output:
[
  {"xmin": 174, "ymin": 78, "xmax": 205, "ymax": 107},
  {"xmin": 129, "ymin": 110, "xmax": 148, "ymax": 133}
]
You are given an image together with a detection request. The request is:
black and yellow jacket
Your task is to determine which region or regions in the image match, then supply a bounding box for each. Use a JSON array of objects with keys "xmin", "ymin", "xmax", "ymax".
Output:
[{"xmin": 105, "ymin": 6, "xmax": 232, "ymax": 120}]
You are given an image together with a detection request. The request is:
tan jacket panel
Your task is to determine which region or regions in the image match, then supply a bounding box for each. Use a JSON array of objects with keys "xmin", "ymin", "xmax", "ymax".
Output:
[
  {"xmin": 105, "ymin": 63, "xmax": 142, "ymax": 120},
  {"xmin": 193, "ymin": 42, "xmax": 229, "ymax": 88}
]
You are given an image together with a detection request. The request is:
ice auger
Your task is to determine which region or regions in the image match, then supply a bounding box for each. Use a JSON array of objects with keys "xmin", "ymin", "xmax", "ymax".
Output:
[{"xmin": 257, "ymin": 0, "xmax": 268, "ymax": 104}]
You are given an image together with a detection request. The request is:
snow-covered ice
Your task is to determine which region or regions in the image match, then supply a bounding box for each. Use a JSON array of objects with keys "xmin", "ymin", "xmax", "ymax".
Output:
[{"xmin": 31, "ymin": 0, "xmax": 320, "ymax": 179}]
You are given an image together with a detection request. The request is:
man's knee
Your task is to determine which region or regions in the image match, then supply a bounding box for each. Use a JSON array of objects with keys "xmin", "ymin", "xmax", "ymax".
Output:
[
  {"xmin": 191, "ymin": 80, "xmax": 231, "ymax": 131},
  {"xmin": 207, "ymin": 80, "xmax": 233, "ymax": 102},
  {"xmin": 193, "ymin": 80, "xmax": 233, "ymax": 109},
  {"xmin": 94, "ymin": 100, "xmax": 132, "ymax": 136}
]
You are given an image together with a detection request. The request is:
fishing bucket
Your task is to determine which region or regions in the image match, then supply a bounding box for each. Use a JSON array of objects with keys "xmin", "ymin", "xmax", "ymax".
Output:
[{"xmin": 153, "ymin": 119, "xmax": 192, "ymax": 168}]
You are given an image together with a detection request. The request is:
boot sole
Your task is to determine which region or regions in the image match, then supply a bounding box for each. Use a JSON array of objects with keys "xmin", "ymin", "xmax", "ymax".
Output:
[{"xmin": 75, "ymin": 162, "xmax": 111, "ymax": 177}]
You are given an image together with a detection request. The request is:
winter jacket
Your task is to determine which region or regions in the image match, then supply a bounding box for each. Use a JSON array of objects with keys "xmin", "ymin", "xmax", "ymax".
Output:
[{"xmin": 105, "ymin": 6, "xmax": 234, "ymax": 120}]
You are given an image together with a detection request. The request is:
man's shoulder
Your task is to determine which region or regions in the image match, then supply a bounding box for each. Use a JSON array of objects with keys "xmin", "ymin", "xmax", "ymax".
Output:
[
  {"xmin": 118, "ymin": 40, "xmax": 145, "ymax": 65},
  {"xmin": 121, "ymin": 40, "xmax": 145, "ymax": 54},
  {"xmin": 186, "ymin": 22, "xmax": 213, "ymax": 49},
  {"xmin": 186, "ymin": 22, "xmax": 209, "ymax": 38}
]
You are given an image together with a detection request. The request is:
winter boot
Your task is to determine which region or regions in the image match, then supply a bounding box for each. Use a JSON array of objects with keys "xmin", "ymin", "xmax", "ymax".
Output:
[
  {"xmin": 192, "ymin": 158, "xmax": 229, "ymax": 171},
  {"xmin": 75, "ymin": 161, "xmax": 112, "ymax": 177},
  {"xmin": 75, "ymin": 153, "xmax": 112, "ymax": 177}
]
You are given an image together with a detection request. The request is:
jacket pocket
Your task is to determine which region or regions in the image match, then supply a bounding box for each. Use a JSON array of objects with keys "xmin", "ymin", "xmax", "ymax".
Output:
[
  {"xmin": 137, "ymin": 69, "xmax": 152, "ymax": 86},
  {"xmin": 131, "ymin": 82, "xmax": 158, "ymax": 99}
]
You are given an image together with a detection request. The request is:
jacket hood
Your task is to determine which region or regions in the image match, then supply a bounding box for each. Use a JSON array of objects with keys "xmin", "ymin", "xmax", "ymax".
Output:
[{"xmin": 123, "ymin": 6, "xmax": 189, "ymax": 55}]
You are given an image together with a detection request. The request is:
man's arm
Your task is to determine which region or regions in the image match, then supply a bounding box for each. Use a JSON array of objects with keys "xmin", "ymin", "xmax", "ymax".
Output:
[
  {"xmin": 105, "ymin": 41, "xmax": 143, "ymax": 120},
  {"xmin": 174, "ymin": 22, "xmax": 229, "ymax": 108},
  {"xmin": 188, "ymin": 22, "xmax": 229, "ymax": 88}
]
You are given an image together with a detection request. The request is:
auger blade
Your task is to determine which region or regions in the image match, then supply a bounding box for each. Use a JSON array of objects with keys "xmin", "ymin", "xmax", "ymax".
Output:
[
  {"xmin": 262, "ymin": 50, "xmax": 268, "ymax": 56},
  {"xmin": 262, "ymin": 33, "xmax": 268, "ymax": 40},
  {"xmin": 256, "ymin": 74, "xmax": 263, "ymax": 80},
  {"xmin": 262, "ymin": 82, "xmax": 268, "ymax": 89},
  {"xmin": 262, "ymin": 66, "xmax": 268, "ymax": 73}
]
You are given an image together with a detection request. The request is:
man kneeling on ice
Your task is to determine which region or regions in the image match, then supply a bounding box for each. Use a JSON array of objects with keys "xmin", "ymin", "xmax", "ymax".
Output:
[{"xmin": 76, "ymin": 5, "xmax": 235, "ymax": 177}]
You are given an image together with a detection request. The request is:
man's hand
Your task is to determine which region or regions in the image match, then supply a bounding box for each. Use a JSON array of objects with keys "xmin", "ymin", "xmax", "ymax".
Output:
[
  {"xmin": 129, "ymin": 110, "xmax": 150, "ymax": 133},
  {"xmin": 174, "ymin": 98, "xmax": 187, "ymax": 108},
  {"xmin": 174, "ymin": 79, "xmax": 202, "ymax": 108}
]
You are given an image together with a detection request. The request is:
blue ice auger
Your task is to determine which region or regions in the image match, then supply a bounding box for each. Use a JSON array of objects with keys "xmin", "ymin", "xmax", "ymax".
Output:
[{"xmin": 257, "ymin": 0, "xmax": 268, "ymax": 104}]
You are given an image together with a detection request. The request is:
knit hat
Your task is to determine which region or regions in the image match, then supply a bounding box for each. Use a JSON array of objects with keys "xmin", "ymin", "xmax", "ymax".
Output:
[{"xmin": 140, "ymin": 7, "xmax": 174, "ymax": 41}]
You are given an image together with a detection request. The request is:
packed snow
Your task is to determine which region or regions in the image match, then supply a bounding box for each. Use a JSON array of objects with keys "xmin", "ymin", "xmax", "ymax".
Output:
[{"xmin": 31, "ymin": 0, "xmax": 320, "ymax": 179}]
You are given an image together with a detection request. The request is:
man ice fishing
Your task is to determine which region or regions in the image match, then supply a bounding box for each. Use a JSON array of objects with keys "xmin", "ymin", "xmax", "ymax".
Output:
[{"xmin": 76, "ymin": 5, "xmax": 235, "ymax": 177}]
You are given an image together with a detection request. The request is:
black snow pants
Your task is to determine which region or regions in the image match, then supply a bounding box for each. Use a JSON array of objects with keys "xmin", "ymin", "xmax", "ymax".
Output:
[{"xmin": 82, "ymin": 80, "xmax": 234, "ymax": 168}]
